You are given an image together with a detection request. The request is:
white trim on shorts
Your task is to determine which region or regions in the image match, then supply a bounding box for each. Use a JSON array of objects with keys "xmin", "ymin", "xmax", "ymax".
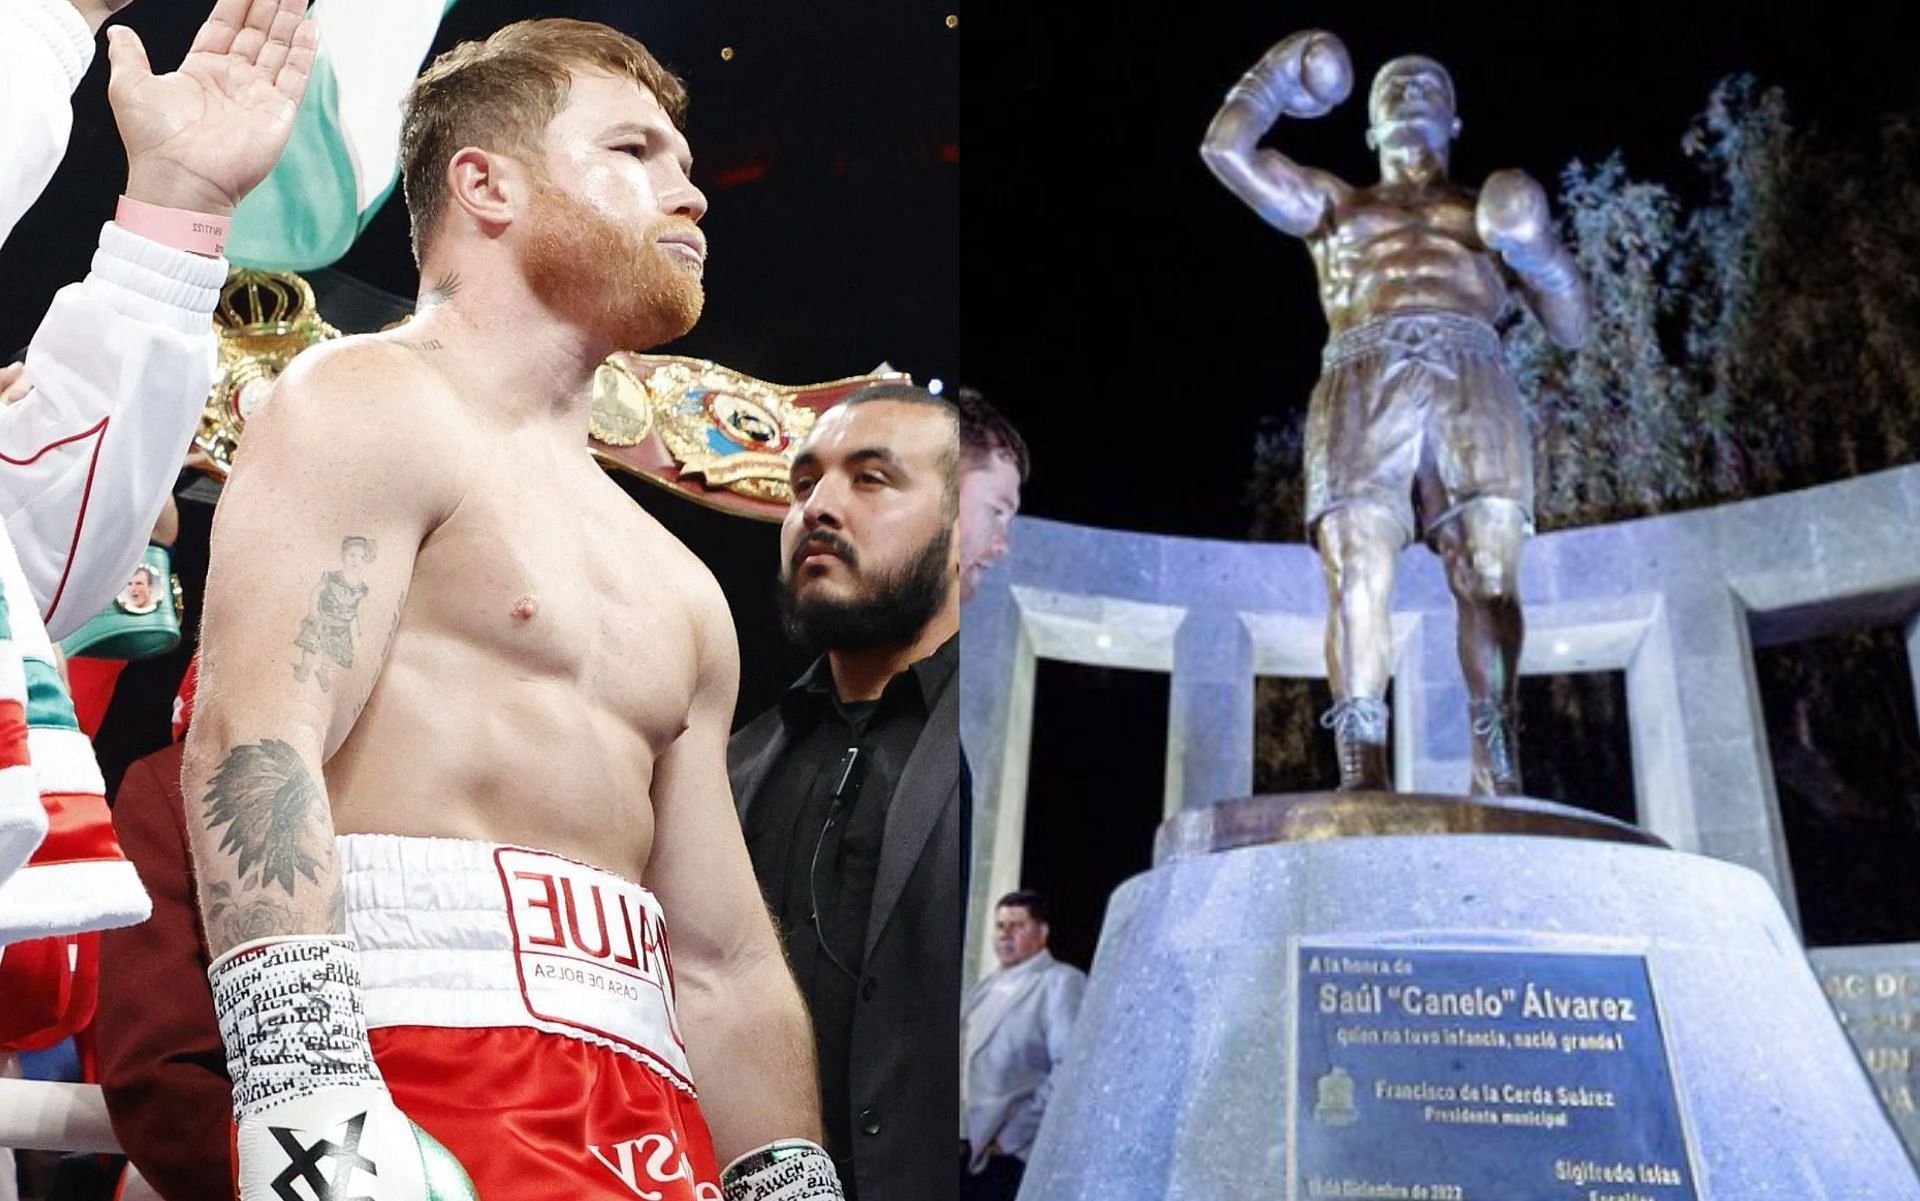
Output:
[{"xmin": 338, "ymin": 833, "xmax": 695, "ymax": 1094}]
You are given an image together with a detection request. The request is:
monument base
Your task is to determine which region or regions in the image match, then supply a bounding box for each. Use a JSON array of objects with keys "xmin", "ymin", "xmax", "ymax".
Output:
[{"xmin": 1021, "ymin": 793, "xmax": 1919, "ymax": 1200}]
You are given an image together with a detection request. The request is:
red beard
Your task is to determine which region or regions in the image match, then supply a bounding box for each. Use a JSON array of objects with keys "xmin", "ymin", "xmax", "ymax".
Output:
[{"xmin": 518, "ymin": 180, "xmax": 704, "ymax": 351}]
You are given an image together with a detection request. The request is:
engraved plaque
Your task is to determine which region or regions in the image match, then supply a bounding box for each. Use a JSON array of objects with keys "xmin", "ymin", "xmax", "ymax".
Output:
[
  {"xmin": 1810, "ymin": 944, "xmax": 1920, "ymax": 1153},
  {"xmin": 1293, "ymin": 944, "xmax": 1698, "ymax": 1201}
]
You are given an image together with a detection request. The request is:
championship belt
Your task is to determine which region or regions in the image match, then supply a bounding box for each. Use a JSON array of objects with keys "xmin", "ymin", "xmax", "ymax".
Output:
[
  {"xmin": 589, "ymin": 354, "xmax": 908, "ymax": 522},
  {"xmin": 192, "ymin": 268, "xmax": 903, "ymax": 522},
  {"xmin": 57, "ymin": 544, "xmax": 184, "ymax": 661},
  {"xmin": 193, "ymin": 268, "xmax": 342, "ymax": 479}
]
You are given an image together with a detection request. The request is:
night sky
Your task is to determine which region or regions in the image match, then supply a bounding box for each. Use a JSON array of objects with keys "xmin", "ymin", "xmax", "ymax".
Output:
[{"xmin": 963, "ymin": 1, "xmax": 1919, "ymax": 538}]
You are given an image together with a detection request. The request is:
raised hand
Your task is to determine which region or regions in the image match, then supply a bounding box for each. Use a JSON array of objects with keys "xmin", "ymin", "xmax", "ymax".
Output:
[
  {"xmin": 1202, "ymin": 31, "xmax": 1353, "ymax": 238},
  {"xmin": 107, "ymin": 0, "xmax": 319, "ymax": 216}
]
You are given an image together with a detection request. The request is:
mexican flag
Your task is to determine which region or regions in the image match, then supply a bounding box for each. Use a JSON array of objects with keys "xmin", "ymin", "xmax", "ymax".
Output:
[{"xmin": 227, "ymin": 0, "xmax": 460, "ymax": 271}]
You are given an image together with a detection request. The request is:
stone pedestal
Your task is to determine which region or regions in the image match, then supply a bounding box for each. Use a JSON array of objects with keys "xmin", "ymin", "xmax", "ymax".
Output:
[{"xmin": 1020, "ymin": 793, "xmax": 1919, "ymax": 1200}]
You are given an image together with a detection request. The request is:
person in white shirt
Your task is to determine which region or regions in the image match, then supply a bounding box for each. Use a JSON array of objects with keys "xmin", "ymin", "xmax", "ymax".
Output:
[
  {"xmin": 961, "ymin": 890, "xmax": 1087, "ymax": 1200},
  {"xmin": 0, "ymin": 14, "xmax": 317, "ymax": 1121},
  {"xmin": 0, "ymin": 0, "xmax": 315, "ymax": 636},
  {"xmin": 0, "ymin": 7, "xmax": 309, "ymax": 1190}
]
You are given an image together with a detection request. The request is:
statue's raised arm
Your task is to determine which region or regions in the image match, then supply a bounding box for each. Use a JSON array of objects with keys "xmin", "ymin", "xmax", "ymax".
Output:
[{"xmin": 1200, "ymin": 30, "xmax": 1354, "ymax": 237}]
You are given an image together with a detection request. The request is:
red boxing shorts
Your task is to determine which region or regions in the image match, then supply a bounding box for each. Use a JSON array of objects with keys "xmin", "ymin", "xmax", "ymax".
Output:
[{"xmin": 340, "ymin": 834, "xmax": 722, "ymax": 1199}]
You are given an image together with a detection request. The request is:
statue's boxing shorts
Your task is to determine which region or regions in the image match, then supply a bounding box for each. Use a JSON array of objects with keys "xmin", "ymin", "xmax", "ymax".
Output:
[
  {"xmin": 1304, "ymin": 308, "xmax": 1534, "ymax": 548},
  {"xmin": 340, "ymin": 834, "xmax": 722, "ymax": 1199}
]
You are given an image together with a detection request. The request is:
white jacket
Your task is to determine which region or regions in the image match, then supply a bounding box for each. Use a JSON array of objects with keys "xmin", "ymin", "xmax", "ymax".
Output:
[
  {"xmin": 1, "ymin": 0, "xmax": 225, "ymax": 639},
  {"xmin": 961, "ymin": 949, "xmax": 1087, "ymax": 1170}
]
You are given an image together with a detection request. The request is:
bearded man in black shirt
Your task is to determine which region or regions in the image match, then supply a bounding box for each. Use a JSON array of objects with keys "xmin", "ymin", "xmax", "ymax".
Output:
[{"xmin": 729, "ymin": 383, "xmax": 963, "ymax": 1201}]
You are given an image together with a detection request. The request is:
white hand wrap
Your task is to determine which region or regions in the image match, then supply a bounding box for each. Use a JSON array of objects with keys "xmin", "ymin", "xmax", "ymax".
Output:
[
  {"xmin": 720, "ymin": 1139, "xmax": 844, "ymax": 1201},
  {"xmin": 209, "ymin": 934, "xmax": 384, "ymax": 1116},
  {"xmin": 210, "ymin": 935, "xmax": 479, "ymax": 1200}
]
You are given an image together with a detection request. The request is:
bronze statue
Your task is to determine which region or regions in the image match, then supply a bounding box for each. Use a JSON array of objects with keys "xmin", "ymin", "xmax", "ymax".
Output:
[{"xmin": 1201, "ymin": 32, "xmax": 1590, "ymax": 795}]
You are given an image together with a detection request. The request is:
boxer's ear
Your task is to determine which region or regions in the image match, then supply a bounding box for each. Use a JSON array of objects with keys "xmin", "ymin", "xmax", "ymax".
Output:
[{"xmin": 444, "ymin": 147, "xmax": 526, "ymax": 236}]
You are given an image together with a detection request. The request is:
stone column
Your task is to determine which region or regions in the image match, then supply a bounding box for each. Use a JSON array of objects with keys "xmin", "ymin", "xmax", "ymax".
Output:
[
  {"xmin": 1639, "ymin": 581, "xmax": 1801, "ymax": 922},
  {"xmin": 1166, "ymin": 608, "xmax": 1255, "ymax": 813},
  {"xmin": 960, "ymin": 582, "xmax": 1033, "ymax": 988}
]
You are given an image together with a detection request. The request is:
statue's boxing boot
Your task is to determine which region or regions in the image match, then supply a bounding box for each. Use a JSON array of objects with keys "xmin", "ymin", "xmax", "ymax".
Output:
[{"xmin": 1321, "ymin": 697, "xmax": 1390, "ymax": 792}]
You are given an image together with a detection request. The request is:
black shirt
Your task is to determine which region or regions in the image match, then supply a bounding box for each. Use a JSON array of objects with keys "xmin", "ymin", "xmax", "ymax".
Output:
[{"xmin": 743, "ymin": 634, "xmax": 958, "ymax": 1193}]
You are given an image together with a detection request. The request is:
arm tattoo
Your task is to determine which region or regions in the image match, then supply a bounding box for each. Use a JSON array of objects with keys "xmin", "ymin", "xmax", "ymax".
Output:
[
  {"xmin": 205, "ymin": 881, "xmax": 311, "ymax": 946},
  {"xmin": 292, "ymin": 537, "xmax": 376, "ymax": 691},
  {"xmin": 378, "ymin": 607, "xmax": 403, "ymax": 664},
  {"xmin": 202, "ymin": 739, "xmax": 328, "ymax": 897}
]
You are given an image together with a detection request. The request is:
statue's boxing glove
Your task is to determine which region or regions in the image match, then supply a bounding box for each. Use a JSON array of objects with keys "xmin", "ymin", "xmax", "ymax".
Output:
[
  {"xmin": 1477, "ymin": 169, "xmax": 1553, "ymax": 262},
  {"xmin": 720, "ymin": 1140, "xmax": 843, "ymax": 1201},
  {"xmin": 209, "ymin": 935, "xmax": 479, "ymax": 1200},
  {"xmin": 1242, "ymin": 31, "xmax": 1352, "ymax": 120}
]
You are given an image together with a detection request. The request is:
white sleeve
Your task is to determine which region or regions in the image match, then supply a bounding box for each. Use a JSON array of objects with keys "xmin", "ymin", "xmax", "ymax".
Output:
[
  {"xmin": 1, "ymin": 222, "xmax": 225, "ymax": 638},
  {"xmin": 1033, "ymin": 967, "xmax": 1088, "ymax": 1112},
  {"xmin": 0, "ymin": 0, "xmax": 95, "ymax": 249}
]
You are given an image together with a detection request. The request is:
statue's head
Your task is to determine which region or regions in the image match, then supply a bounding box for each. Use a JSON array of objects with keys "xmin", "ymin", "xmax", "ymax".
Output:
[{"xmin": 1366, "ymin": 56, "xmax": 1460, "ymax": 164}]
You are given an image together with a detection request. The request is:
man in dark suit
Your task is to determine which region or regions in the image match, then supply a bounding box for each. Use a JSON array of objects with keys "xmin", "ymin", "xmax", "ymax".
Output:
[{"xmin": 729, "ymin": 382, "xmax": 961, "ymax": 1201}]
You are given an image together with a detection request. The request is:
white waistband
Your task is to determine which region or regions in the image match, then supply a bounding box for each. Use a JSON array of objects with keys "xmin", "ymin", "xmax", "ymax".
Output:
[{"xmin": 337, "ymin": 833, "xmax": 694, "ymax": 1094}]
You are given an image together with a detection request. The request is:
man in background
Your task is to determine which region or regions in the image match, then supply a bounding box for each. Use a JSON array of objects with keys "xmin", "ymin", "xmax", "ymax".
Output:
[
  {"xmin": 960, "ymin": 890, "xmax": 1086, "ymax": 1201},
  {"xmin": 955, "ymin": 387, "xmax": 1026, "ymax": 606},
  {"xmin": 731, "ymin": 383, "xmax": 962, "ymax": 1201},
  {"xmin": 97, "ymin": 661, "xmax": 231, "ymax": 1201}
]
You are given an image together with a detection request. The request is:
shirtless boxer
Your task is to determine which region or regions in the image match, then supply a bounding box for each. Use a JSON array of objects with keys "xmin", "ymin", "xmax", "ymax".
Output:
[
  {"xmin": 1201, "ymin": 33, "xmax": 1590, "ymax": 795},
  {"xmin": 184, "ymin": 20, "xmax": 837, "ymax": 1201}
]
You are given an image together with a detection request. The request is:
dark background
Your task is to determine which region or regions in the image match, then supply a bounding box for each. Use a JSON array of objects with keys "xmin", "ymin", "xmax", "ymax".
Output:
[
  {"xmin": 1, "ymin": 0, "xmax": 958, "ymax": 792},
  {"xmin": 962, "ymin": 1, "xmax": 1917, "ymax": 539},
  {"xmin": 961, "ymin": 2, "xmax": 1920, "ymax": 968}
]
